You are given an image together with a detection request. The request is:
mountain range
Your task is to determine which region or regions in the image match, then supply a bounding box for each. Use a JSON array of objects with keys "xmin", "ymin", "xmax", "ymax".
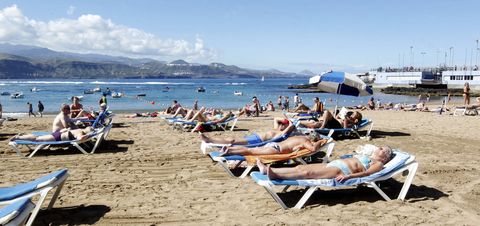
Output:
[{"xmin": 0, "ymin": 43, "xmax": 311, "ymax": 79}]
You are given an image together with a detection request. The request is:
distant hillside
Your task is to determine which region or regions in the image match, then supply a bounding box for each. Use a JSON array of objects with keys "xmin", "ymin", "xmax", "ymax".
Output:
[{"xmin": 0, "ymin": 43, "xmax": 299, "ymax": 79}]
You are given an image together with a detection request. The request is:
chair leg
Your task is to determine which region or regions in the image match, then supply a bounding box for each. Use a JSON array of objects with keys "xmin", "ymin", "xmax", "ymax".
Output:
[
  {"xmin": 397, "ymin": 162, "xmax": 418, "ymax": 200},
  {"xmin": 294, "ymin": 186, "xmax": 318, "ymax": 209},
  {"xmin": 27, "ymin": 144, "xmax": 48, "ymax": 158},
  {"xmin": 25, "ymin": 188, "xmax": 51, "ymax": 226},
  {"xmin": 47, "ymin": 174, "xmax": 68, "ymax": 209},
  {"xmin": 262, "ymin": 185, "xmax": 289, "ymax": 210},
  {"xmin": 366, "ymin": 182, "xmax": 392, "ymax": 201},
  {"xmin": 239, "ymin": 165, "xmax": 254, "ymax": 178},
  {"xmin": 215, "ymin": 160, "xmax": 238, "ymax": 178},
  {"xmin": 72, "ymin": 142, "xmax": 89, "ymax": 154}
]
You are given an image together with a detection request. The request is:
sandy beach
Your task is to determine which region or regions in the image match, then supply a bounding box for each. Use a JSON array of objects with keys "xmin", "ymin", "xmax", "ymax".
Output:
[{"xmin": 1, "ymin": 108, "xmax": 479, "ymax": 225}]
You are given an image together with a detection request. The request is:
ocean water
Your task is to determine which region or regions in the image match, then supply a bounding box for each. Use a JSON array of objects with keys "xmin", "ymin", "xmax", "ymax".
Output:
[{"xmin": 0, "ymin": 78, "xmax": 434, "ymax": 115}]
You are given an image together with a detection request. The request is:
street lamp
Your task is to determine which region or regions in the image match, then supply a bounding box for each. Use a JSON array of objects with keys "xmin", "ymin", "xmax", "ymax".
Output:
[
  {"xmin": 476, "ymin": 39, "xmax": 479, "ymax": 67},
  {"xmin": 410, "ymin": 46, "xmax": 414, "ymax": 67},
  {"xmin": 449, "ymin": 47, "xmax": 454, "ymax": 69},
  {"xmin": 420, "ymin": 52, "xmax": 427, "ymax": 68}
]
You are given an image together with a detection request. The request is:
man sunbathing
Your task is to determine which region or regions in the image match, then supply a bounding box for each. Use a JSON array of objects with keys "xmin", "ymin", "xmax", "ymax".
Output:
[
  {"xmin": 291, "ymin": 97, "xmax": 323, "ymax": 114},
  {"xmin": 200, "ymin": 119, "xmax": 295, "ymax": 145},
  {"xmin": 11, "ymin": 127, "xmax": 94, "ymax": 142},
  {"xmin": 297, "ymin": 109, "xmax": 362, "ymax": 129},
  {"xmin": 52, "ymin": 104, "xmax": 77, "ymax": 132},
  {"xmin": 257, "ymin": 145, "xmax": 392, "ymax": 181},
  {"xmin": 219, "ymin": 133, "xmax": 326, "ymax": 156}
]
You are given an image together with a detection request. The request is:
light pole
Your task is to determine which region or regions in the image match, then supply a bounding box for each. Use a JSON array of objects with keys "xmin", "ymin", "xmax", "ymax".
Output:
[
  {"xmin": 476, "ymin": 39, "xmax": 479, "ymax": 68},
  {"xmin": 449, "ymin": 47, "xmax": 454, "ymax": 69},
  {"xmin": 421, "ymin": 52, "xmax": 427, "ymax": 68},
  {"xmin": 410, "ymin": 46, "xmax": 414, "ymax": 67}
]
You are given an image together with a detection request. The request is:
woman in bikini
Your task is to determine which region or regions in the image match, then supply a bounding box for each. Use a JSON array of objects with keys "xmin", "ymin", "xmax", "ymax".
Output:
[
  {"xmin": 11, "ymin": 127, "xmax": 94, "ymax": 142},
  {"xmin": 257, "ymin": 145, "xmax": 392, "ymax": 181},
  {"xmin": 463, "ymin": 82, "xmax": 471, "ymax": 105},
  {"xmin": 297, "ymin": 109, "xmax": 362, "ymax": 129}
]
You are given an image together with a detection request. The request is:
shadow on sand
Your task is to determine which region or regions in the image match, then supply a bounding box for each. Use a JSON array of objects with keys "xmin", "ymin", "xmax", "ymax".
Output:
[
  {"xmin": 274, "ymin": 179, "xmax": 447, "ymax": 208},
  {"xmin": 34, "ymin": 205, "xmax": 110, "ymax": 226},
  {"xmin": 25, "ymin": 139, "xmax": 134, "ymax": 157}
]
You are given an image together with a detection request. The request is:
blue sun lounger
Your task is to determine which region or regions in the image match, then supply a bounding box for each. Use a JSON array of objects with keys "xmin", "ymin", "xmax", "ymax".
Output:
[
  {"xmin": 8, "ymin": 125, "xmax": 111, "ymax": 158},
  {"xmin": 0, "ymin": 198, "xmax": 36, "ymax": 226},
  {"xmin": 174, "ymin": 116, "xmax": 238, "ymax": 133},
  {"xmin": 200, "ymin": 132, "xmax": 292, "ymax": 155},
  {"xmin": 297, "ymin": 118, "xmax": 373, "ymax": 139},
  {"xmin": 250, "ymin": 150, "xmax": 418, "ymax": 209},
  {"xmin": 0, "ymin": 169, "xmax": 69, "ymax": 225},
  {"xmin": 207, "ymin": 136, "xmax": 334, "ymax": 178}
]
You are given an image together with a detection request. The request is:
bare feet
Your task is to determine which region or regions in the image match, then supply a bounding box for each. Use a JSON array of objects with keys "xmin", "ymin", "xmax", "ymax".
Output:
[
  {"xmin": 256, "ymin": 158, "xmax": 267, "ymax": 174},
  {"xmin": 218, "ymin": 146, "xmax": 229, "ymax": 156},
  {"xmin": 266, "ymin": 165, "xmax": 277, "ymax": 179}
]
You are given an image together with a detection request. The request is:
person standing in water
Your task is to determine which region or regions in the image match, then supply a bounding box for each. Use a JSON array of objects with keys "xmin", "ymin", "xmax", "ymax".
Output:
[
  {"xmin": 27, "ymin": 102, "xmax": 36, "ymax": 117},
  {"xmin": 38, "ymin": 101, "xmax": 44, "ymax": 117}
]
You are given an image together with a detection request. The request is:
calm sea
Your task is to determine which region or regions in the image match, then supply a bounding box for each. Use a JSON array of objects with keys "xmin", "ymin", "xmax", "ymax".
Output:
[{"xmin": 0, "ymin": 78, "xmax": 437, "ymax": 116}]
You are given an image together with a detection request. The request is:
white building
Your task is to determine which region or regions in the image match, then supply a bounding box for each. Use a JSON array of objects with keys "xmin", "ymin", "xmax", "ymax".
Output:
[
  {"xmin": 370, "ymin": 71, "xmax": 424, "ymax": 86},
  {"xmin": 441, "ymin": 70, "xmax": 480, "ymax": 88}
]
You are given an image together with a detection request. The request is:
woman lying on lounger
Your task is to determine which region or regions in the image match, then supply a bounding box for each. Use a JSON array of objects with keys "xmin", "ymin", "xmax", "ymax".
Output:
[
  {"xmin": 11, "ymin": 127, "xmax": 94, "ymax": 142},
  {"xmin": 257, "ymin": 145, "xmax": 392, "ymax": 181},
  {"xmin": 297, "ymin": 110, "xmax": 362, "ymax": 129},
  {"xmin": 200, "ymin": 119, "xmax": 295, "ymax": 145},
  {"xmin": 188, "ymin": 107, "xmax": 234, "ymax": 123},
  {"xmin": 219, "ymin": 133, "xmax": 327, "ymax": 156}
]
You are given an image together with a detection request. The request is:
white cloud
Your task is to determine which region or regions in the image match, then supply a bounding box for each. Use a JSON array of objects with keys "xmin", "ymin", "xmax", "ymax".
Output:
[
  {"xmin": 67, "ymin": 6, "xmax": 75, "ymax": 16},
  {"xmin": 0, "ymin": 5, "xmax": 216, "ymax": 61}
]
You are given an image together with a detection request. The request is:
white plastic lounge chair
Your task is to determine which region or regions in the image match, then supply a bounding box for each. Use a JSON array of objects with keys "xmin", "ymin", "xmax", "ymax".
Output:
[
  {"xmin": 200, "ymin": 132, "xmax": 295, "ymax": 155},
  {"xmin": 297, "ymin": 118, "xmax": 373, "ymax": 139},
  {"xmin": 0, "ymin": 198, "xmax": 36, "ymax": 226},
  {"xmin": 174, "ymin": 116, "xmax": 238, "ymax": 133},
  {"xmin": 8, "ymin": 124, "xmax": 112, "ymax": 158},
  {"xmin": 453, "ymin": 106, "xmax": 479, "ymax": 116},
  {"xmin": 0, "ymin": 169, "xmax": 68, "ymax": 225},
  {"xmin": 250, "ymin": 150, "xmax": 418, "ymax": 209},
  {"xmin": 208, "ymin": 137, "xmax": 335, "ymax": 179}
]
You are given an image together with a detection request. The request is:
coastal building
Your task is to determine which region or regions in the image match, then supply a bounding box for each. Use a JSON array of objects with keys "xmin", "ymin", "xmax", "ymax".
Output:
[{"xmin": 370, "ymin": 66, "xmax": 480, "ymax": 89}]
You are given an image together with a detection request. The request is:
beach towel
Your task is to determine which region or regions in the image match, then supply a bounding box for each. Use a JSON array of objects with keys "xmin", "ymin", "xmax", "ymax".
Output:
[{"xmin": 244, "ymin": 138, "xmax": 329, "ymax": 164}]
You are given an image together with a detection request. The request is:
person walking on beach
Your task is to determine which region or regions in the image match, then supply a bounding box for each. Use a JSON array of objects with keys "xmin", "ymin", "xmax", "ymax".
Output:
[
  {"xmin": 27, "ymin": 102, "xmax": 36, "ymax": 117},
  {"xmin": 38, "ymin": 101, "xmax": 44, "ymax": 117},
  {"xmin": 193, "ymin": 99, "xmax": 198, "ymax": 111},
  {"xmin": 294, "ymin": 93, "xmax": 300, "ymax": 107},
  {"xmin": 277, "ymin": 96, "xmax": 283, "ymax": 110},
  {"xmin": 284, "ymin": 96, "xmax": 290, "ymax": 111},
  {"xmin": 0, "ymin": 101, "xmax": 2, "ymax": 119},
  {"xmin": 463, "ymin": 82, "xmax": 471, "ymax": 105}
]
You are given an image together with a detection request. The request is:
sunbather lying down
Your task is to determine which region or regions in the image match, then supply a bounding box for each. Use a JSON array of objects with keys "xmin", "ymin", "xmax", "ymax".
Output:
[
  {"xmin": 200, "ymin": 119, "xmax": 295, "ymax": 145},
  {"xmin": 188, "ymin": 107, "xmax": 234, "ymax": 123},
  {"xmin": 125, "ymin": 112, "xmax": 159, "ymax": 118},
  {"xmin": 257, "ymin": 145, "xmax": 392, "ymax": 181},
  {"xmin": 219, "ymin": 133, "xmax": 327, "ymax": 156},
  {"xmin": 11, "ymin": 127, "xmax": 94, "ymax": 142},
  {"xmin": 297, "ymin": 109, "xmax": 362, "ymax": 129}
]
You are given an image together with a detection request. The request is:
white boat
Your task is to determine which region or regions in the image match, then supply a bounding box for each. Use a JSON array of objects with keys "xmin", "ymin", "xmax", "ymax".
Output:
[
  {"xmin": 1, "ymin": 91, "xmax": 10, "ymax": 96},
  {"xmin": 10, "ymin": 92, "xmax": 24, "ymax": 99},
  {"xmin": 84, "ymin": 89, "xmax": 95, "ymax": 94},
  {"xmin": 234, "ymin": 91, "xmax": 243, "ymax": 96},
  {"xmin": 92, "ymin": 87, "xmax": 101, "ymax": 92},
  {"xmin": 261, "ymin": 76, "xmax": 265, "ymax": 82},
  {"xmin": 111, "ymin": 92, "xmax": 124, "ymax": 98},
  {"xmin": 30, "ymin": 87, "xmax": 40, "ymax": 92},
  {"xmin": 197, "ymin": 87, "xmax": 206, "ymax": 92}
]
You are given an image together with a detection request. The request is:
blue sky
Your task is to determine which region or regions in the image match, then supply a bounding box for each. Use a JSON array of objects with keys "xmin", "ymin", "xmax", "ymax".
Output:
[{"xmin": 0, "ymin": 0, "xmax": 479, "ymax": 73}]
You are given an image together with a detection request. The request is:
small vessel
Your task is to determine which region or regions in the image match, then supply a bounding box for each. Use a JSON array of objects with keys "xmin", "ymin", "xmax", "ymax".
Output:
[
  {"xmin": 234, "ymin": 91, "xmax": 243, "ymax": 96},
  {"xmin": 92, "ymin": 87, "xmax": 101, "ymax": 92},
  {"xmin": 136, "ymin": 93, "xmax": 146, "ymax": 97},
  {"xmin": 261, "ymin": 76, "xmax": 265, "ymax": 82},
  {"xmin": 162, "ymin": 86, "xmax": 170, "ymax": 92},
  {"xmin": 83, "ymin": 89, "xmax": 95, "ymax": 94},
  {"xmin": 1, "ymin": 91, "xmax": 10, "ymax": 96},
  {"xmin": 197, "ymin": 87, "xmax": 206, "ymax": 92},
  {"xmin": 111, "ymin": 92, "xmax": 124, "ymax": 98},
  {"xmin": 103, "ymin": 90, "xmax": 112, "ymax": 95},
  {"xmin": 10, "ymin": 92, "xmax": 24, "ymax": 99},
  {"xmin": 30, "ymin": 87, "xmax": 40, "ymax": 92}
]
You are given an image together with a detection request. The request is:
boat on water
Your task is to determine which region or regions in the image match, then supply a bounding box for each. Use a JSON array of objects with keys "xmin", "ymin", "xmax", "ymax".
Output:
[
  {"xmin": 112, "ymin": 92, "xmax": 124, "ymax": 98},
  {"xmin": 84, "ymin": 89, "xmax": 95, "ymax": 94},
  {"xmin": 197, "ymin": 87, "xmax": 206, "ymax": 92},
  {"xmin": 92, "ymin": 87, "xmax": 101, "ymax": 92},
  {"xmin": 234, "ymin": 91, "xmax": 243, "ymax": 96},
  {"xmin": 10, "ymin": 92, "xmax": 24, "ymax": 99},
  {"xmin": 261, "ymin": 76, "xmax": 265, "ymax": 82},
  {"xmin": 162, "ymin": 86, "xmax": 170, "ymax": 92},
  {"xmin": 1, "ymin": 91, "xmax": 10, "ymax": 96},
  {"xmin": 30, "ymin": 87, "xmax": 40, "ymax": 92},
  {"xmin": 136, "ymin": 93, "xmax": 146, "ymax": 97},
  {"xmin": 103, "ymin": 90, "xmax": 112, "ymax": 95}
]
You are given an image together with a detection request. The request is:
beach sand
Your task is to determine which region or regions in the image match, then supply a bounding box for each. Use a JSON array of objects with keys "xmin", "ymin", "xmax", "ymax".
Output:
[{"xmin": 1, "ymin": 109, "xmax": 479, "ymax": 225}]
